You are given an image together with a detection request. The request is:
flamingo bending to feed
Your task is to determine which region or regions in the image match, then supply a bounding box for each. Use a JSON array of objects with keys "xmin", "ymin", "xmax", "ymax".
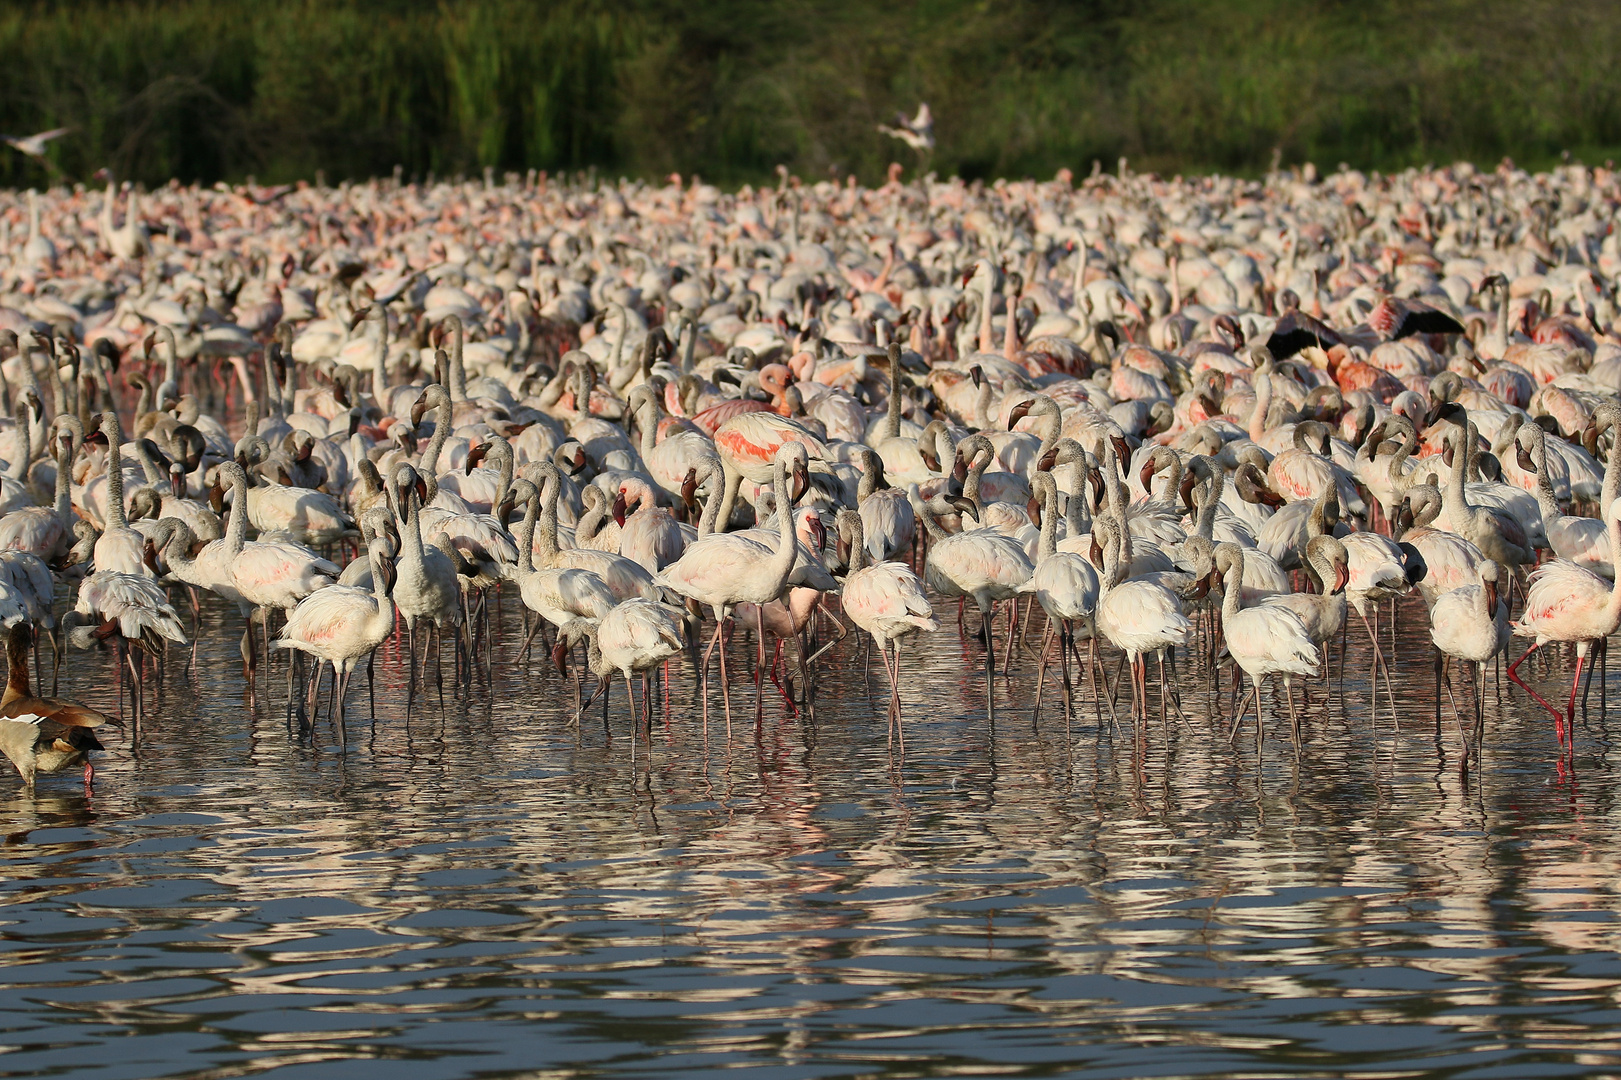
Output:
[
  {"xmin": 836, "ymin": 508, "xmax": 937, "ymax": 746},
  {"xmin": 909, "ymin": 480, "xmax": 1032, "ymax": 717},
  {"xmin": 556, "ymin": 598, "xmax": 686, "ymax": 734}
]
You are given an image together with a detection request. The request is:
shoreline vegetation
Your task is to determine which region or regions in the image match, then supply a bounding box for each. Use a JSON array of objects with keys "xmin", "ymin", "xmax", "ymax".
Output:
[{"xmin": 1, "ymin": 0, "xmax": 1619, "ymax": 189}]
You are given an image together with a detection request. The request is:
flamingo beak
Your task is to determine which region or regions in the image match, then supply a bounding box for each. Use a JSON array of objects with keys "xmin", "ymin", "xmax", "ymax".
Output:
[
  {"xmin": 415, "ymin": 476, "xmax": 428, "ymax": 504},
  {"xmin": 947, "ymin": 495, "xmax": 979, "ymax": 522},
  {"xmin": 1333, "ymin": 562, "xmax": 1350, "ymax": 595},
  {"xmin": 612, "ymin": 490, "xmax": 628, "ymax": 528},
  {"xmin": 1516, "ymin": 444, "xmax": 1535, "ymax": 473},
  {"xmin": 952, "ymin": 454, "xmax": 968, "ymax": 483},
  {"xmin": 1111, "ymin": 436, "xmax": 1131, "ymax": 476},
  {"xmin": 680, "ymin": 467, "xmax": 699, "ymax": 510},
  {"xmin": 792, "ymin": 462, "xmax": 809, "ymax": 503},
  {"xmin": 410, "ymin": 396, "xmax": 428, "ymax": 426},
  {"xmin": 170, "ymin": 469, "xmax": 184, "ymax": 501},
  {"xmin": 1038, "ymin": 446, "xmax": 1058, "ymax": 472},
  {"xmin": 1090, "ymin": 535, "xmax": 1103, "ymax": 566},
  {"xmin": 1486, "ymin": 578, "xmax": 1499, "ymax": 613},
  {"xmin": 466, "ymin": 443, "xmax": 488, "ymax": 474},
  {"xmin": 1138, "ymin": 458, "xmax": 1156, "ymax": 491},
  {"xmin": 920, "ymin": 447, "xmax": 940, "ymax": 473},
  {"xmin": 810, "ymin": 515, "xmax": 826, "ymax": 552},
  {"xmin": 1008, "ymin": 400, "xmax": 1031, "ymax": 428},
  {"xmin": 552, "ymin": 640, "xmax": 569, "ymax": 674}
]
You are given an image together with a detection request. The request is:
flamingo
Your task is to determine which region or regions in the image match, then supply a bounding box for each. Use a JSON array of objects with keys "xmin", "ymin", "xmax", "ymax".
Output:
[
  {"xmin": 558, "ymin": 599, "xmax": 687, "ymax": 734},
  {"xmin": 836, "ymin": 508, "xmax": 937, "ymax": 745},
  {"xmin": 91, "ymin": 412, "xmax": 148, "ymax": 576},
  {"xmin": 711, "ymin": 411, "xmax": 827, "ymax": 529},
  {"xmin": 275, "ymin": 532, "xmax": 397, "ymax": 745},
  {"xmin": 1093, "ymin": 513, "xmax": 1192, "ymax": 726},
  {"xmin": 1026, "ymin": 472, "xmax": 1104, "ymax": 725},
  {"xmin": 1430, "ymin": 560, "xmax": 1510, "ymax": 756},
  {"xmin": 505, "ymin": 479, "xmax": 617, "ymax": 662},
  {"xmin": 1509, "ymin": 496, "xmax": 1621, "ymax": 742},
  {"xmin": 1214, "ymin": 543, "xmax": 1319, "ymax": 748},
  {"xmin": 656, "ymin": 441, "xmax": 810, "ymax": 729},
  {"xmin": 1395, "ymin": 485, "xmax": 1485, "ymax": 607},
  {"xmin": 1520, "ymin": 418, "xmax": 1614, "ymax": 577},
  {"xmin": 390, "ymin": 463, "xmax": 465, "ymax": 699},
  {"xmin": 909, "ymin": 480, "xmax": 1032, "ymax": 715},
  {"xmin": 0, "ymin": 418, "xmax": 74, "ymax": 560}
]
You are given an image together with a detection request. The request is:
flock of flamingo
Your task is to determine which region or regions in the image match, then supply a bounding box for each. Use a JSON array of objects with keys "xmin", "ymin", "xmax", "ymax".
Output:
[{"xmin": 0, "ymin": 155, "xmax": 1618, "ymax": 791}]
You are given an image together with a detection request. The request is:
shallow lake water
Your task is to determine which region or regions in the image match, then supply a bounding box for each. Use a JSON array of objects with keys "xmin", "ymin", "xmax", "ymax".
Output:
[{"xmin": 4, "ymin": 592, "xmax": 1621, "ymax": 1079}]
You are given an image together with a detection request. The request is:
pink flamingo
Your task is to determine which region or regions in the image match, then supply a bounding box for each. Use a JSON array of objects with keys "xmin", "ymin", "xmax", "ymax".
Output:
[
  {"xmin": 836, "ymin": 508, "xmax": 937, "ymax": 747},
  {"xmin": 1509, "ymin": 496, "xmax": 1621, "ymax": 743}
]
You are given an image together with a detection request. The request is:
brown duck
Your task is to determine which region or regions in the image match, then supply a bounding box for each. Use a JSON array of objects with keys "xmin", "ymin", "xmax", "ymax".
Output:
[{"xmin": 0, "ymin": 623, "xmax": 113, "ymax": 791}]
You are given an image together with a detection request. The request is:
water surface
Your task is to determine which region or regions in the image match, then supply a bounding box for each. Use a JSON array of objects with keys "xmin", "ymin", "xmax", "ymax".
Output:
[{"xmin": 3, "ymin": 598, "xmax": 1621, "ymax": 1078}]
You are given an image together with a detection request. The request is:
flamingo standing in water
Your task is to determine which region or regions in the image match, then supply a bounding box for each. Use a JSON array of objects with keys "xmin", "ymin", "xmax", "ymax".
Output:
[
  {"xmin": 1431, "ymin": 560, "xmax": 1510, "ymax": 758},
  {"xmin": 1215, "ymin": 543, "xmax": 1318, "ymax": 749},
  {"xmin": 656, "ymin": 441, "xmax": 809, "ymax": 731},
  {"xmin": 1026, "ymin": 472, "xmax": 1103, "ymax": 726},
  {"xmin": 558, "ymin": 598, "xmax": 686, "ymax": 737},
  {"xmin": 1510, "ymin": 496, "xmax": 1621, "ymax": 744},
  {"xmin": 276, "ymin": 532, "xmax": 397, "ymax": 746},
  {"xmin": 909, "ymin": 481, "xmax": 1032, "ymax": 718},
  {"xmin": 1093, "ymin": 514, "xmax": 1191, "ymax": 728},
  {"xmin": 836, "ymin": 508, "xmax": 937, "ymax": 747}
]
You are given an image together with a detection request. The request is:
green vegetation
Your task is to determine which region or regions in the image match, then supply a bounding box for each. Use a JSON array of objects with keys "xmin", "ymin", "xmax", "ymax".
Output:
[{"xmin": 1, "ymin": 0, "xmax": 1618, "ymax": 188}]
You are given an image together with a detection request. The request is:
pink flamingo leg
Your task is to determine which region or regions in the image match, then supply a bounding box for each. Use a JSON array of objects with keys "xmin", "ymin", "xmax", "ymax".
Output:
[{"xmin": 1507, "ymin": 641, "xmax": 1567, "ymax": 743}]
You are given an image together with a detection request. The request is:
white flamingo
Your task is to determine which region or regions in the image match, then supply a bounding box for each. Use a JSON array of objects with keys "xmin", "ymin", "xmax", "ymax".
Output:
[
  {"xmin": 1215, "ymin": 543, "xmax": 1318, "ymax": 748},
  {"xmin": 1430, "ymin": 560, "xmax": 1510, "ymax": 755},
  {"xmin": 275, "ymin": 533, "xmax": 396, "ymax": 746},
  {"xmin": 657, "ymin": 441, "xmax": 809, "ymax": 729},
  {"xmin": 836, "ymin": 508, "xmax": 937, "ymax": 746}
]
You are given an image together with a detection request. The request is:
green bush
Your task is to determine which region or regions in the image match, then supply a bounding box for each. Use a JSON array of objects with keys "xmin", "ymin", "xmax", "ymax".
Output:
[{"xmin": 0, "ymin": 0, "xmax": 1617, "ymax": 188}]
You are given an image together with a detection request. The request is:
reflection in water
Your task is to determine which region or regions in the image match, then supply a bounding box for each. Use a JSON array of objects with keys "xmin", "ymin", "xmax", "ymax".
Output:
[{"xmin": 2, "ymin": 597, "xmax": 1621, "ymax": 1078}]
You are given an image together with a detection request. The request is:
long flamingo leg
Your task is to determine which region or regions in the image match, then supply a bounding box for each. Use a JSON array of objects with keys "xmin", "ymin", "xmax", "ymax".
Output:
[{"xmin": 1507, "ymin": 641, "xmax": 1566, "ymax": 741}]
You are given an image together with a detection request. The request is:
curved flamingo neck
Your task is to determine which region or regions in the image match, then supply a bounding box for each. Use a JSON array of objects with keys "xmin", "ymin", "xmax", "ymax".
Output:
[
  {"xmin": 1038, "ymin": 478, "xmax": 1058, "ymax": 561},
  {"xmin": 1248, "ymin": 368, "xmax": 1272, "ymax": 443},
  {"xmin": 845, "ymin": 513, "xmax": 868, "ymax": 573},
  {"xmin": 1530, "ymin": 428, "xmax": 1561, "ymax": 523},
  {"xmin": 225, "ymin": 470, "xmax": 250, "ymax": 555},
  {"xmin": 52, "ymin": 439, "xmax": 71, "ymax": 526},
  {"xmin": 978, "ymin": 264, "xmax": 995, "ymax": 354},
  {"xmin": 104, "ymin": 428, "xmax": 129, "ymax": 531},
  {"xmin": 517, "ymin": 493, "xmax": 540, "ymax": 574},
  {"xmin": 420, "ymin": 398, "xmax": 450, "ymax": 480}
]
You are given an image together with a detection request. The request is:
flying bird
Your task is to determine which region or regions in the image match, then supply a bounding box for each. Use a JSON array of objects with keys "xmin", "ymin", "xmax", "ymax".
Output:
[
  {"xmin": 3, "ymin": 127, "xmax": 71, "ymax": 161},
  {"xmin": 877, "ymin": 103, "xmax": 934, "ymax": 153}
]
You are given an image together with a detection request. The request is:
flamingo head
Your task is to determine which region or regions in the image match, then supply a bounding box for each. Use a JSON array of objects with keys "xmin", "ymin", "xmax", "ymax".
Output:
[{"xmin": 679, "ymin": 467, "xmax": 700, "ymax": 514}]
